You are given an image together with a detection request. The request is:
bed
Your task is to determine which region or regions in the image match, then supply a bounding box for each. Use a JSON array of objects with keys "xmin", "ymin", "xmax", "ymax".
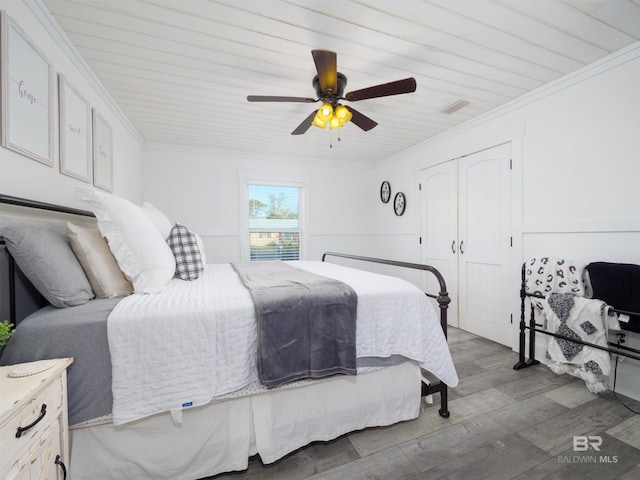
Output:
[{"xmin": 0, "ymin": 192, "xmax": 458, "ymax": 480}]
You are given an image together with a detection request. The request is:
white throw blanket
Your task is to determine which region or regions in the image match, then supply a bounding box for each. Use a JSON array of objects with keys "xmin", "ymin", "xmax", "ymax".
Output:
[
  {"xmin": 543, "ymin": 293, "xmax": 611, "ymax": 393},
  {"xmin": 108, "ymin": 262, "xmax": 459, "ymax": 425}
]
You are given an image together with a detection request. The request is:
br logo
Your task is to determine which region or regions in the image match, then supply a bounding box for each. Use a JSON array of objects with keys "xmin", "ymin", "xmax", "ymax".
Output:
[{"xmin": 573, "ymin": 435, "xmax": 602, "ymax": 452}]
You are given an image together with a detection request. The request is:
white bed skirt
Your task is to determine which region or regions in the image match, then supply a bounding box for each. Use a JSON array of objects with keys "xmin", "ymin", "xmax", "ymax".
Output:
[{"xmin": 69, "ymin": 361, "xmax": 422, "ymax": 480}]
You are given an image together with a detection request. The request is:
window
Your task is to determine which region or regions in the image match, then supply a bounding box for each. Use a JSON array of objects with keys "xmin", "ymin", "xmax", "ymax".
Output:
[{"xmin": 247, "ymin": 183, "xmax": 303, "ymax": 261}]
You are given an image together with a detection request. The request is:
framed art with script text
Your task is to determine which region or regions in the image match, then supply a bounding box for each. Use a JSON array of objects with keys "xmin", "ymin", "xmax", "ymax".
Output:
[
  {"xmin": 59, "ymin": 74, "xmax": 92, "ymax": 182},
  {"xmin": 1, "ymin": 13, "xmax": 54, "ymax": 165},
  {"xmin": 92, "ymin": 109, "xmax": 113, "ymax": 192}
]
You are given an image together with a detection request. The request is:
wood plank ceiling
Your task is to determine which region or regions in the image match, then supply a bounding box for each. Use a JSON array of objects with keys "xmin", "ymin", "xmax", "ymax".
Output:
[{"xmin": 42, "ymin": 0, "xmax": 640, "ymax": 163}]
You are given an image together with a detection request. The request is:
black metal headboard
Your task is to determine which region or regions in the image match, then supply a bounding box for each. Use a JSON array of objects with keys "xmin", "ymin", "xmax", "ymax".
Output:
[
  {"xmin": 0, "ymin": 194, "xmax": 95, "ymax": 325},
  {"xmin": 0, "ymin": 194, "xmax": 95, "ymax": 217}
]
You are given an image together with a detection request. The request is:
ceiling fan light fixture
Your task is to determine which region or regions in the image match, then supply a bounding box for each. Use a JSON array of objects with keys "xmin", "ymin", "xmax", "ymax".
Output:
[
  {"xmin": 313, "ymin": 102, "xmax": 335, "ymax": 129},
  {"xmin": 329, "ymin": 116, "xmax": 341, "ymax": 129},
  {"xmin": 312, "ymin": 111, "xmax": 327, "ymax": 129},
  {"xmin": 334, "ymin": 104, "xmax": 352, "ymax": 125},
  {"xmin": 318, "ymin": 102, "xmax": 333, "ymax": 120}
]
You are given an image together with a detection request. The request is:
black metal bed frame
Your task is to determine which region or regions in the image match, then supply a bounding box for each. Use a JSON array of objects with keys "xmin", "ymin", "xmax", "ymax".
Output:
[
  {"xmin": 1, "ymin": 194, "xmax": 453, "ymax": 418},
  {"xmin": 513, "ymin": 262, "xmax": 640, "ymax": 371}
]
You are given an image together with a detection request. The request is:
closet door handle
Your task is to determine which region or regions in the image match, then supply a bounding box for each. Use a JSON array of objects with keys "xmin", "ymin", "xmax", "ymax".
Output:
[
  {"xmin": 460, "ymin": 240, "xmax": 465, "ymax": 255},
  {"xmin": 451, "ymin": 240, "xmax": 456, "ymax": 253}
]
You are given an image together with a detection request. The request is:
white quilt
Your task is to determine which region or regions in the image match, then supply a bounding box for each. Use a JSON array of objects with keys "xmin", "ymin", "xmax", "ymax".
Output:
[{"xmin": 108, "ymin": 261, "xmax": 458, "ymax": 425}]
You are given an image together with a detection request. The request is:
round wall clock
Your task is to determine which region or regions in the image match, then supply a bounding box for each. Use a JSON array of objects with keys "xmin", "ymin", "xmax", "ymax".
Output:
[
  {"xmin": 394, "ymin": 192, "xmax": 406, "ymax": 216},
  {"xmin": 380, "ymin": 181, "xmax": 391, "ymax": 203}
]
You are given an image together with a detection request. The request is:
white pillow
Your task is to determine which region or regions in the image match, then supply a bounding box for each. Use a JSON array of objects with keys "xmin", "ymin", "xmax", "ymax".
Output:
[
  {"xmin": 195, "ymin": 233, "xmax": 207, "ymax": 266},
  {"xmin": 67, "ymin": 223, "xmax": 133, "ymax": 298},
  {"xmin": 141, "ymin": 202, "xmax": 173, "ymax": 239},
  {"xmin": 76, "ymin": 188, "xmax": 176, "ymax": 294},
  {"xmin": 141, "ymin": 201, "xmax": 207, "ymax": 265}
]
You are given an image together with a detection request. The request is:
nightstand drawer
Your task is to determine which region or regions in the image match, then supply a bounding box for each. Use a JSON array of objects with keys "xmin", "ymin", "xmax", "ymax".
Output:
[
  {"xmin": 0, "ymin": 375, "xmax": 64, "ymax": 469},
  {"xmin": 4, "ymin": 420, "xmax": 64, "ymax": 480}
]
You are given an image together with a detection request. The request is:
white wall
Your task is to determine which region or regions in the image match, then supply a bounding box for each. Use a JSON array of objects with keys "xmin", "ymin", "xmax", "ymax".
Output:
[
  {"xmin": 364, "ymin": 161, "xmax": 424, "ymax": 284},
  {"xmin": 0, "ymin": 1, "xmax": 144, "ymax": 207},
  {"xmin": 375, "ymin": 43, "xmax": 640, "ymax": 398},
  {"xmin": 141, "ymin": 143, "xmax": 375, "ymax": 264}
]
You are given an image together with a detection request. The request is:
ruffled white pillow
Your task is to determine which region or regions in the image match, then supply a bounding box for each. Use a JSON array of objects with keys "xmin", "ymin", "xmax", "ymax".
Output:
[{"xmin": 76, "ymin": 188, "xmax": 176, "ymax": 294}]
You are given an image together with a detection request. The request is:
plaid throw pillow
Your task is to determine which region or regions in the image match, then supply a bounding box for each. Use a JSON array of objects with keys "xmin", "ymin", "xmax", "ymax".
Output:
[{"xmin": 166, "ymin": 223, "xmax": 204, "ymax": 281}]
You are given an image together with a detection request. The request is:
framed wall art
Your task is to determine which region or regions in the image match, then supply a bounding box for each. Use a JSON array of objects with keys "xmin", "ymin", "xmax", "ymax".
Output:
[
  {"xmin": 92, "ymin": 108, "xmax": 113, "ymax": 192},
  {"xmin": 59, "ymin": 74, "xmax": 92, "ymax": 182},
  {"xmin": 1, "ymin": 13, "xmax": 55, "ymax": 165}
]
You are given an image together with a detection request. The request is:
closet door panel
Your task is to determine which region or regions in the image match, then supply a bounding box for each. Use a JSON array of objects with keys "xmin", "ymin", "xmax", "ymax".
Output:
[
  {"xmin": 458, "ymin": 144, "xmax": 511, "ymax": 346},
  {"xmin": 420, "ymin": 161, "xmax": 459, "ymax": 327}
]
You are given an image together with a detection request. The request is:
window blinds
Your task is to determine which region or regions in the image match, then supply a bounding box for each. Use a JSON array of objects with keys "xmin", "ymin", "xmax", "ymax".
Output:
[{"xmin": 248, "ymin": 183, "xmax": 302, "ymax": 261}]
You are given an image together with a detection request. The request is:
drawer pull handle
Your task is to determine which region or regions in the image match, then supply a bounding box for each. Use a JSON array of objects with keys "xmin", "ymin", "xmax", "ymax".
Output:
[
  {"xmin": 15, "ymin": 403, "xmax": 47, "ymax": 438},
  {"xmin": 55, "ymin": 455, "xmax": 68, "ymax": 480}
]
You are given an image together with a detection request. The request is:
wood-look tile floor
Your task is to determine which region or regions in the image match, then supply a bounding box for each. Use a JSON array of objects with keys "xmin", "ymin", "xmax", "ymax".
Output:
[{"xmin": 207, "ymin": 328, "xmax": 640, "ymax": 480}]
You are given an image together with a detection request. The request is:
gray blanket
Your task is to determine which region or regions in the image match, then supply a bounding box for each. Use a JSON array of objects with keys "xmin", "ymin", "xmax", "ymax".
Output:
[
  {"xmin": 0, "ymin": 298, "xmax": 120, "ymax": 425},
  {"xmin": 232, "ymin": 261, "xmax": 357, "ymax": 388}
]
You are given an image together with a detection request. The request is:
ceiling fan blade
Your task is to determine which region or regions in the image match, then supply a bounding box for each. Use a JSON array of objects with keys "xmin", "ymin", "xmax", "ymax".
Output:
[
  {"xmin": 347, "ymin": 106, "xmax": 378, "ymax": 131},
  {"xmin": 311, "ymin": 49, "xmax": 337, "ymax": 93},
  {"xmin": 247, "ymin": 95, "xmax": 316, "ymax": 103},
  {"xmin": 291, "ymin": 110, "xmax": 317, "ymax": 135},
  {"xmin": 345, "ymin": 77, "xmax": 417, "ymax": 102}
]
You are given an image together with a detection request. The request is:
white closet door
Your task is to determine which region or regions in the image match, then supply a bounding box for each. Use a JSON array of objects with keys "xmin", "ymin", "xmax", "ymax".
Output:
[
  {"xmin": 458, "ymin": 143, "xmax": 511, "ymax": 345},
  {"xmin": 420, "ymin": 160, "xmax": 459, "ymax": 327}
]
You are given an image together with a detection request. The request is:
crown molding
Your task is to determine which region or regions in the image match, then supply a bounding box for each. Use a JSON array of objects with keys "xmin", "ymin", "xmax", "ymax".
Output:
[{"xmin": 25, "ymin": 0, "xmax": 144, "ymax": 146}]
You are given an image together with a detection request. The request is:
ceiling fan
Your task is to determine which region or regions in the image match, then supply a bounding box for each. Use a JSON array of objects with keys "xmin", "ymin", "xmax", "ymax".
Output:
[{"xmin": 247, "ymin": 50, "xmax": 417, "ymax": 135}]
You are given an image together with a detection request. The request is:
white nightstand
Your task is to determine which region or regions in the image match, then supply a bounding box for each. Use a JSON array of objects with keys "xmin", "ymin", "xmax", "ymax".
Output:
[{"xmin": 0, "ymin": 357, "xmax": 73, "ymax": 480}]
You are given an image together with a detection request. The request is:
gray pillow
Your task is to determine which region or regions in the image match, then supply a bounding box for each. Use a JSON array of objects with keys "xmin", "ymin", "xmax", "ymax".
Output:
[{"xmin": 1, "ymin": 224, "xmax": 95, "ymax": 308}]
